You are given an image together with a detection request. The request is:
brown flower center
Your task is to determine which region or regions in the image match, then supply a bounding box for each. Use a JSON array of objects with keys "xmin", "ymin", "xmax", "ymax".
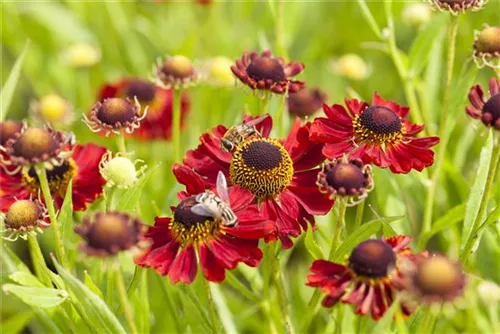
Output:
[
  {"xmin": 11, "ymin": 128, "xmax": 58, "ymax": 160},
  {"xmin": 4, "ymin": 200, "xmax": 42, "ymax": 229},
  {"xmin": 246, "ymin": 57, "xmax": 286, "ymax": 82},
  {"xmin": 414, "ymin": 256, "xmax": 461, "ymax": 296},
  {"xmin": 230, "ymin": 138, "xmax": 293, "ymax": 199},
  {"xmin": 288, "ymin": 88, "xmax": 324, "ymax": 117},
  {"xmin": 97, "ymin": 98, "xmax": 136, "ymax": 125},
  {"xmin": 325, "ymin": 163, "xmax": 367, "ymax": 193},
  {"xmin": 22, "ymin": 159, "xmax": 78, "ymax": 197},
  {"xmin": 160, "ymin": 55, "xmax": 194, "ymax": 79},
  {"xmin": 125, "ymin": 80, "xmax": 156, "ymax": 103},
  {"xmin": 348, "ymin": 239, "xmax": 396, "ymax": 278},
  {"xmin": 483, "ymin": 94, "xmax": 500, "ymax": 121},
  {"xmin": 0, "ymin": 121, "xmax": 23, "ymax": 146},
  {"xmin": 353, "ymin": 106, "xmax": 405, "ymax": 144},
  {"xmin": 87, "ymin": 213, "xmax": 137, "ymax": 253},
  {"xmin": 475, "ymin": 26, "xmax": 500, "ymax": 54}
]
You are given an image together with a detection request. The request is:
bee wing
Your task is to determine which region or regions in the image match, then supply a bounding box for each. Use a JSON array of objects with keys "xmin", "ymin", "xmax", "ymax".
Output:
[
  {"xmin": 216, "ymin": 171, "xmax": 230, "ymax": 203},
  {"xmin": 245, "ymin": 114, "xmax": 269, "ymax": 127},
  {"xmin": 190, "ymin": 204, "xmax": 217, "ymax": 218}
]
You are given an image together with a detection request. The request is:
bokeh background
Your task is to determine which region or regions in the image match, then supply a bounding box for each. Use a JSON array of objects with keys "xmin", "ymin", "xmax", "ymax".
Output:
[{"xmin": 2, "ymin": 1, "xmax": 500, "ymax": 333}]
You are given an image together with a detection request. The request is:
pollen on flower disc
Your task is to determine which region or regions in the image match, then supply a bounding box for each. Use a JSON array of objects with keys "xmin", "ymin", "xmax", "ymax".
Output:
[
  {"xmin": 5, "ymin": 200, "xmax": 42, "ymax": 229},
  {"xmin": 359, "ymin": 106, "xmax": 402, "ymax": 135},
  {"xmin": 12, "ymin": 128, "xmax": 58, "ymax": 160},
  {"xmin": 96, "ymin": 98, "xmax": 136, "ymax": 125}
]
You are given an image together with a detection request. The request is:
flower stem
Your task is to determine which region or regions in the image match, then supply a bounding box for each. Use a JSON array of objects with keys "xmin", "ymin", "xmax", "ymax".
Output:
[
  {"xmin": 268, "ymin": 242, "xmax": 294, "ymax": 334},
  {"xmin": 421, "ymin": 14, "xmax": 459, "ymax": 238},
  {"xmin": 460, "ymin": 137, "xmax": 500, "ymax": 262},
  {"xmin": 328, "ymin": 198, "xmax": 347, "ymax": 260},
  {"xmin": 260, "ymin": 93, "xmax": 271, "ymax": 115},
  {"xmin": 35, "ymin": 164, "xmax": 67, "ymax": 267},
  {"xmin": 352, "ymin": 200, "xmax": 365, "ymax": 234},
  {"xmin": 274, "ymin": 93, "xmax": 287, "ymax": 137},
  {"xmin": 116, "ymin": 130, "xmax": 127, "ymax": 153},
  {"xmin": 274, "ymin": 0, "xmax": 289, "ymax": 61},
  {"xmin": 395, "ymin": 306, "xmax": 409, "ymax": 334},
  {"xmin": 172, "ymin": 88, "xmax": 183, "ymax": 162},
  {"xmin": 203, "ymin": 278, "xmax": 220, "ymax": 334},
  {"xmin": 27, "ymin": 234, "xmax": 52, "ymax": 287},
  {"xmin": 115, "ymin": 265, "xmax": 137, "ymax": 334}
]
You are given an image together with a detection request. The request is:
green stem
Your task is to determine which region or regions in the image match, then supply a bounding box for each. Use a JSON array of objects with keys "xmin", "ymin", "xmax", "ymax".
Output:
[
  {"xmin": 35, "ymin": 164, "xmax": 67, "ymax": 267},
  {"xmin": 260, "ymin": 93, "xmax": 271, "ymax": 115},
  {"xmin": 460, "ymin": 139, "xmax": 500, "ymax": 262},
  {"xmin": 274, "ymin": 0, "xmax": 288, "ymax": 61},
  {"xmin": 421, "ymin": 14, "xmax": 459, "ymax": 237},
  {"xmin": 274, "ymin": 93, "xmax": 287, "ymax": 137},
  {"xmin": 27, "ymin": 234, "xmax": 52, "ymax": 287},
  {"xmin": 328, "ymin": 198, "xmax": 347, "ymax": 260},
  {"xmin": 352, "ymin": 200, "xmax": 365, "ymax": 234},
  {"xmin": 395, "ymin": 306, "xmax": 409, "ymax": 334},
  {"xmin": 203, "ymin": 279, "xmax": 220, "ymax": 334},
  {"xmin": 268, "ymin": 242, "xmax": 294, "ymax": 334},
  {"xmin": 172, "ymin": 88, "xmax": 182, "ymax": 162},
  {"xmin": 115, "ymin": 266, "xmax": 137, "ymax": 334},
  {"xmin": 116, "ymin": 130, "xmax": 127, "ymax": 153}
]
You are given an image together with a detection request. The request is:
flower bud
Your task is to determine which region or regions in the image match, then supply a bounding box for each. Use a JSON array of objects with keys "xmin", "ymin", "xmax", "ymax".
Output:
[
  {"xmin": 402, "ymin": 4, "xmax": 432, "ymax": 27},
  {"xmin": 62, "ymin": 43, "xmax": 101, "ymax": 68},
  {"xmin": 330, "ymin": 54, "xmax": 369, "ymax": 81}
]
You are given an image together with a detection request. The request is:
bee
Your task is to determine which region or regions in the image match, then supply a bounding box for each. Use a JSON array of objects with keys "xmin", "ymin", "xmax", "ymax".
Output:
[
  {"xmin": 190, "ymin": 171, "xmax": 238, "ymax": 227},
  {"xmin": 220, "ymin": 115, "xmax": 269, "ymax": 153}
]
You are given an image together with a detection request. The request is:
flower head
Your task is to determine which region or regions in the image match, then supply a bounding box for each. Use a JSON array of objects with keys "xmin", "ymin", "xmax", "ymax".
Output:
[
  {"xmin": 61, "ymin": 43, "xmax": 101, "ymax": 68},
  {"xmin": 473, "ymin": 26, "xmax": 500, "ymax": 69},
  {"xmin": 100, "ymin": 152, "xmax": 146, "ymax": 188},
  {"xmin": 136, "ymin": 164, "xmax": 273, "ymax": 283},
  {"xmin": 466, "ymin": 78, "xmax": 500, "ymax": 130},
  {"xmin": 231, "ymin": 50, "xmax": 305, "ymax": 96},
  {"xmin": 317, "ymin": 158, "xmax": 373, "ymax": 206},
  {"xmin": 184, "ymin": 115, "xmax": 333, "ymax": 248},
  {"xmin": 1, "ymin": 143, "xmax": 107, "ymax": 212},
  {"xmin": 203, "ymin": 56, "xmax": 235, "ymax": 87},
  {"xmin": 310, "ymin": 93, "xmax": 440, "ymax": 174},
  {"xmin": 153, "ymin": 55, "xmax": 199, "ymax": 90},
  {"xmin": 307, "ymin": 236, "xmax": 415, "ymax": 320},
  {"xmin": 98, "ymin": 78, "xmax": 190, "ymax": 140},
  {"xmin": 75, "ymin": 211, "xmax": 146, "ymax": 257},
  {"xmin": 1, "ymin": 198, "xmax": 50, "ymax": 241},
  {"xmin": 329, "ymin": 54, "xmax": 370, "ymax": 81},
  {"xmin": 0, "ymin": 121, "xmax": 23, "ymax": 147},
  {"xmin": 402, "ymin": 3, "xmax": 432, "ymax": 27},
  {"xmin": 287, "ymin": 87, "xmax": 327, "ymax": 118},
  {"xmin": 427, "ymin": 0, "xmax": 485, "ymax": 15},
  {"xmin": 31, "ymin": 94, "xmax": 73, "ymax": 125}
]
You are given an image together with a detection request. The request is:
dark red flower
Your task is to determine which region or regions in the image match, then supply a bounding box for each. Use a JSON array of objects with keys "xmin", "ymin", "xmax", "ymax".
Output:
[
  {"xmin": 183, "ymin": 115, "xmax": 333, "ymax": 248},
  {"xmin": 287, "ymin": 87, "xmax": 327, "ymax": 118},
  {"xmin": 310, "ymin": 93, "xmax": 440, "ymax": 174},
  {"xmin": 231, "ymin": 50, "xmax": 305, "ymax": 95},
  {"xmin": 0, "ymin": 143, "xmax": 106, "ymax": 212},
  {"xmin": 466, "ymin": 78, "xmax": 500, "ymax": 130},
  {"xmin": 307, "ymin": 236, "xmax": 415, "ymax": 320},
  {"xmin": 428, "ymin": 0, "xmax": 485, "ymax": 15},
  {"xmin": 98, "ymin": 78, "xmax": 190, "ymax": 140},
  {"xmin": 135, "ymin": 164, "xmax": 273, "ymax": 284}
]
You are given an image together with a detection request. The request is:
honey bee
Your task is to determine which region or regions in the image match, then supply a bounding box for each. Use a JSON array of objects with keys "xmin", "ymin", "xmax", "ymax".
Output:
[
  {"xmin": 220, "ymin": 115, "xmax": 269, "ymax": 153},
  {"xmin": 190, "ymin": 171, "xmax": 238, "ymax": 227}
]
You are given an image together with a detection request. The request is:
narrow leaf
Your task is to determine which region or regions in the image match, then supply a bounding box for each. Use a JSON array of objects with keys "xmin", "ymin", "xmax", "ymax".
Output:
[
  {"xmin": 2, "ymin": 284, "xmax": 68, "ymax": 308},
  {"xmin": 333, "ymin": 220, "xmax": 381, "ymax": 262},
  {"xmin": 116, "ymin": 163, "xmax": 160, "ymax": 212},
  {"xmin": 356, "ymin": 0, "xmax": 382, "ymax": 39},
  {"xmin": 84, "ymin": 271, "xmax": 104, "ymax": 300},
  {"xmin": 304, "ymin": 227, "xmax": 324, "ymax": 260},
  {"xmin": 370, "ymin": 300, "xmax": 400, "ymax": 334},
  {"xmin": 461, "ymin": 130, "xmax": 494, "ymax": 252},
  {"xmin": 0, "ymin": 312, "xmax": 35, "ymax": 334},
  {"xmin": 9, "ymin": 271, "xmax": 45, "ymax": 288},
  {"xmin": 419, "ymin": 203, "xmax": 466, "ymax": 249},
  {"xmin": 1, "ymin": 41, "xmax": 29, "ymax": 121}
]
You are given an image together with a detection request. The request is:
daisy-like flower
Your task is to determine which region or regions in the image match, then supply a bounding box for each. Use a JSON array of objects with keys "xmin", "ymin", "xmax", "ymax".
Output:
[
  {"xmin": 307, "ymin": 236, "xmax": 415, "ymax": 320},
  {"xmin": 183, "ymin": 115, "xmax": 333, "ymax": 248},
  {"xmin": 135, "ymin": 164, "xmax": 274, "ymax": 283},
  {"xmin": 310, "ymin": 93, "xmax": 440, "ymax": 174},
  {"xmin": 231, "ymin": 50, "xmax": 305, "ymax": 95},
  {"xmin": 83, "ymin": 97, "xmax": 146, "ymax": 136},
  {"xmin": 0, "ymin": 198, "xmax": 50, "ymax": 242},
  {"xmin": 287, "ymin": 87, "xmax": 327, "ymax": 118},
  {"xmin": 30, "ymin": 94, "xmax": 73, "ymax": 126},
  {"xmin": 98, "ymin": 78, "xmax": 190, "ymax": 140},
  {"xmin": 466, "ymin": 78, "xmax": 500, "ymax": 130},
  {"xmin": 401, "ymin": 254, "xmax": 466, "ymax": 304},
  {"xmin": 427, "ymin": 0, "xmax": 485, "ymax": 15},
  {"xmin": 152, "ymin": 55, "xmax": 199, "ymax": 90},
  {"xmin": 0, "ymin": 143, "xmax": 106, "ymax": 212},
  {"xmin": 317, "ymin": 158, "xmax": 373, "ymax": 206},
  {"xmin": 75, "ymin": 211, "xmax": 146, "ymax": 257},
  {"xmin": 473, "ymin": 26, "xmax": 500, "ymax": 69}
]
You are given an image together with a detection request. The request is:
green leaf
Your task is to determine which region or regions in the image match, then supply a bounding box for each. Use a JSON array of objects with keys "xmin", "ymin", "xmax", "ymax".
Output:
[
  {"xmin": 52, "ymin": 256, "xmax": 126, "ymax": 333},
  {"xmin": 476, "ymin": 205, "xmax": 500, "ymax": 235},
  {"xmin": 0, "ymin": 41, "xmax": 29, "ymax": 121},
  {"xmin": 370, "ymin": 300, "xmax": 400, "ymax": 334},
  {"xmin": 461, "ymin": 130, "xmax": 494, "ymax": 252},
  {"xmin": 59, "ymin": 181, "xmax": 73, "ymax": 242},
  {"xmin": 408, "ymin": 14, "xmax": 448, "ymax": 77},
  {"xmin": 116, "ymin": 163, "xmax": 160, "ymax": 212},
  {"xmin": 333, "ymin": 220, "xmax": 381, "ymax": 262},
  {"xmin": 2, "ymin": 284, "xmax": 68, "ymax": 308},
  {"xmin": 1, "ymin": 244, "xmax": 31, "ymax": 274},
  {"xmin": 419, "ymin": 203, "xmax": 466, "ymax": 249},
  {"xmin": 0, "ymin": 312, "xmax": 35, "ymax": 334},
  {"xmin": 356, "ymin": 0, "xmax": 382, "ymax": 39},
  {"xmin": 304, "ymin": 226, "xmax": 324, "ymax": 260},
  {"xmin": 84, "ymin": 271, "xmax": 104, "ymax": 300},
  {"xmin": 9, "ymin": 271, "xmax": 45, "ymax": 288}
]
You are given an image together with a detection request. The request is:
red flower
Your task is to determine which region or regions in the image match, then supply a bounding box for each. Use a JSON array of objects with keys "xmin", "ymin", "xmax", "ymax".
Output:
[
  {"xmin": 307, "ymin": 236, "xmax": 415, "ymax": 320},
  {"xmin": 135, "ymin": 164, "xmax": 273, "ymax": 284},
  {"xmin": 98, "ymin": 78, "xmax": 190, "ymax": 140},
  {"xmin": 310, "ymin": 93, "xmax": 440, "ymax": 174},
  {"xmin": 466, "ymin": 77, "xmax": 500, "ymax": 130},
  {"xmin": 183, "ymin": 115, "xmax": 334, "ymax": 248},
  {"xmin": 0, "ymin": 143, "xmax": 106, "ymax": 212}
]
